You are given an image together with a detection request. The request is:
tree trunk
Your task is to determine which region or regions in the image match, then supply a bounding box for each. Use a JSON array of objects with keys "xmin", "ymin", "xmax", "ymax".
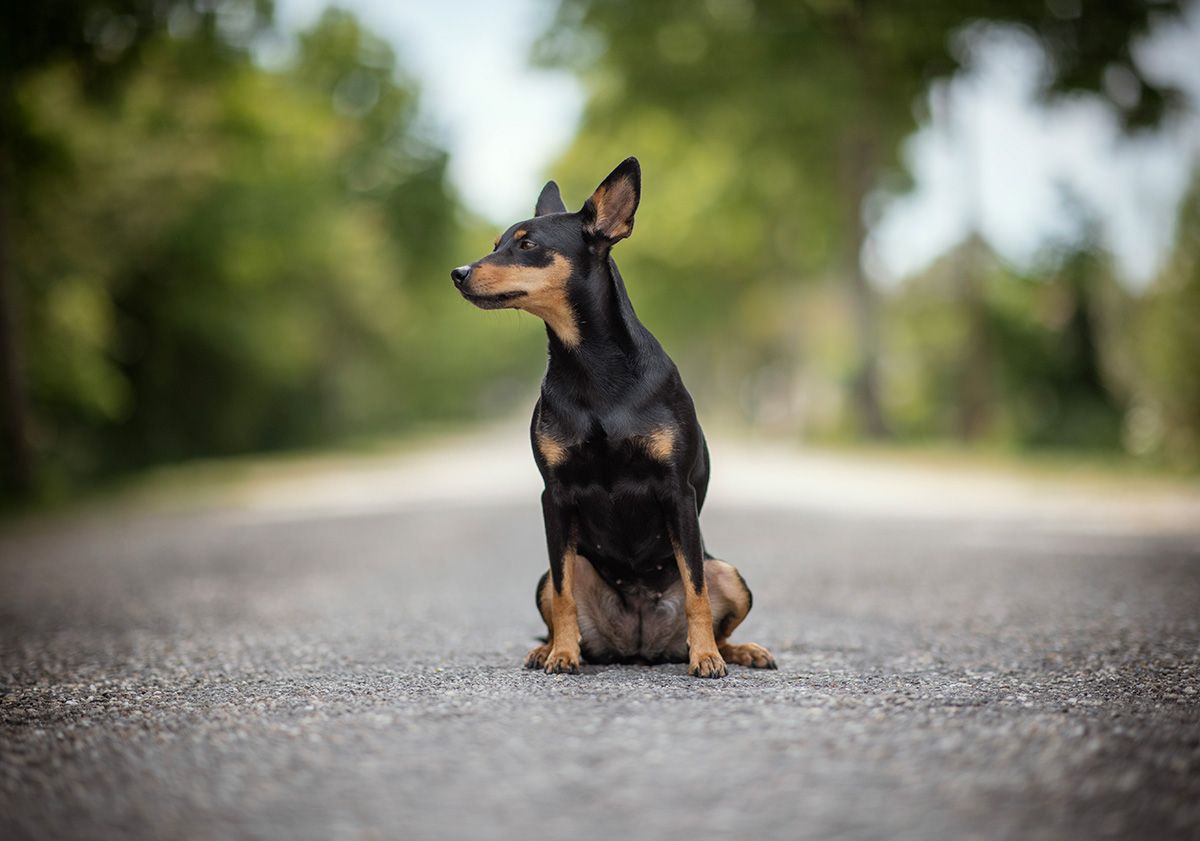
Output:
[
  {"xmin": 843, "ymin": 169, "xmax": 890, "ymax": 440},
  {"xmin": 841, "ymin": 3, "xmax": 890, "ymax": 439},
  {"xmin": 956, "ymin": 234, "xmax": 993, "ymax": 441},
  {"xmin": 0, "ymin": 154, "xmax": 33, "ymax": 494}
]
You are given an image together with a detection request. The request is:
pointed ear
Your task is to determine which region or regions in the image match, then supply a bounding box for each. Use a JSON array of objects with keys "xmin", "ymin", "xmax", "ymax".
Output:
[
  {"xmin": 580, "ymin": 157, "xmax": 641, "ymax": 243},
  {"xmin": 535, "ymin": 181, "xmax": 567, "ymax": 216}
]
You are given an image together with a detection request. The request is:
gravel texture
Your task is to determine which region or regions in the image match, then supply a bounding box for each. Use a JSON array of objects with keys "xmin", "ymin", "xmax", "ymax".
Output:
[{"xmin": 1, "ymin": 496, "xmax": 1198, "ymax": 840}]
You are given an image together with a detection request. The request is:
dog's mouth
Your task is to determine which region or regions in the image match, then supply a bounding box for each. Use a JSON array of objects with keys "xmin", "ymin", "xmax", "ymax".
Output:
[{"xmin": 461, "ymin": 289, "xmax": 528, "ymax": 310}]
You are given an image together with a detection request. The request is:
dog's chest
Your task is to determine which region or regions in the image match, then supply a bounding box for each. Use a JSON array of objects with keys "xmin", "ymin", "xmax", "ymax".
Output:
[
  {"xmin": 539, "ymin": 427, "xmax": 677, "ymax": 569},
  {"xmin": 540, "ymin": 426, "xmax": 670, "ymax": 492}
]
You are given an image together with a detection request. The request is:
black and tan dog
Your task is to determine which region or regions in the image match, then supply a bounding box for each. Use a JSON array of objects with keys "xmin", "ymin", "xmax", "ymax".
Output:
[{"xmin": 451, "ymin": 157, "xmax": 774, "ymax": 678}]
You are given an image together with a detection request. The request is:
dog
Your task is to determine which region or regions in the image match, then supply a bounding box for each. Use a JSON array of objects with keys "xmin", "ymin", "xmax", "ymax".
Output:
[{"xmin": 451, "ymin": 157, "xmax": 774, "ymax": 678}]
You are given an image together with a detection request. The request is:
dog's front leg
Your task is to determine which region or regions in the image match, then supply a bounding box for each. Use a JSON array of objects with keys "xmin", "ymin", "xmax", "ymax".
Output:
[
  {"xmin": 541, "ymin": 490, "xmax": 581, "ymax": 674},
  {"xmin": 666, "ymin": 487, "xmax": 727, "ymax": 679}
]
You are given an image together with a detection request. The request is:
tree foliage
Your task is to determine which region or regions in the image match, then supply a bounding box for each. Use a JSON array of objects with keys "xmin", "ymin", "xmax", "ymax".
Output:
[
  {"xmin": 536, "ymin": 0, "xmax": 1185, "ymax": 438},
  {"xmin": 2, "ymin": 1, "xmax": 1197, "ymax": 498},
  {"xmin": 3, "ymin": 7, "xmax": 540, "ymax": 495},
  {"xmin": 1134, "ymin": 175, "xmax": 1200, "ymax": 468}
]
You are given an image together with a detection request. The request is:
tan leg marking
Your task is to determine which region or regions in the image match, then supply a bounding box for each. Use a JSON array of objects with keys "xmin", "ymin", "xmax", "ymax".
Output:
[
  {"xmin": 543, "ymin": 527, "xmax": 582, "ymax": 674},
  {"xmin": 674, "ymin": 542, "xmax": 727, "ymax": 679},
  {"xmin": 524, "ymin": 577, "xmax": 554, "ymax": 669},
  {"xmin": 706, "ymin": 559, "xmax": 776, "ymax": 670}
]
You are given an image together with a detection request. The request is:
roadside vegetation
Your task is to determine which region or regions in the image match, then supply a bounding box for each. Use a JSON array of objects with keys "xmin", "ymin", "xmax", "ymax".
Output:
[{"xmin": 2, "ymin": 1, "xmax": 1197, "ymax": 505}]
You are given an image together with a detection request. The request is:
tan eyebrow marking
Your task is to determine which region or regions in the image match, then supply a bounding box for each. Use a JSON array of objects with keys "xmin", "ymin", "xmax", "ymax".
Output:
[
  {"xmin": 514, "ymin": 229, "xmax": 528, "ymax": 239},
  {"xmin": 493, "ymin": 235, "xmax": 501, "ymax": 248}
]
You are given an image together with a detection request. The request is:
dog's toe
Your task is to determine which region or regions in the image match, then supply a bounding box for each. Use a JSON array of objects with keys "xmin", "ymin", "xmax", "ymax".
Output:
[
  {"xmin": 524, "ymin": 643, "xmax": 552, "ymax": 670},
  {"xmin": 543, "ymin": 649, "xmax": 581, "ymax": 675},
  {"xmin": 689, "ymin": 651, "xmax": 727, "ymax": 679},
  {"xmin": 719, "ymin": 642, "xmax": 776, "ymax": 669}
]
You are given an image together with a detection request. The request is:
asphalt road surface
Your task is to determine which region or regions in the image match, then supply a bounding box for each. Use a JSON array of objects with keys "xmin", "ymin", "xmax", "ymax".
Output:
[{"xmin": 2, "ymin": 439, "xmax": 1198, "ymax": 840}]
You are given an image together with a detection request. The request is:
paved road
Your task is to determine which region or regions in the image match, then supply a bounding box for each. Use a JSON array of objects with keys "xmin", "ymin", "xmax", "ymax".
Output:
[{"xmin": 1, "ymin": 446, "xmax": 1198, "ymax": 840}]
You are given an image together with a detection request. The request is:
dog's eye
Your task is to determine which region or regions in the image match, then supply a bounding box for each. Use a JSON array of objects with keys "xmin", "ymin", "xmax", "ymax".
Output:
[{"xmin": 519, "ymin": 239, "xmax": 538, "ymax": 251}]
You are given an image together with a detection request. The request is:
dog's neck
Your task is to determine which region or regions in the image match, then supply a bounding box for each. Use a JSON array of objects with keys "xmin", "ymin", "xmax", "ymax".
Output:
[{"xmin": 544, "ymin": 257, "xmax": 658, "ymax": 403}]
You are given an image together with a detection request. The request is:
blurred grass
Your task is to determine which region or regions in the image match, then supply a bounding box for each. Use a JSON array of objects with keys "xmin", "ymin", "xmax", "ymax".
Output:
[
  {"xmin": 816, "ymin": 437, "xmax": 1200, "ymax": 486},
  {"xmin": 5, "ymin": 418, "xmax": 1196, "ymax": 532},
  {"xmin": 0, "ymin": 420, "xmax": 486, "ymax": 524}
]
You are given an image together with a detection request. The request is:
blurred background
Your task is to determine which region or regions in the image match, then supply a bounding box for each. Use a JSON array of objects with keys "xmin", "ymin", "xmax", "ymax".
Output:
[{"xmin": 2, "ymin": 0, "xmax": 1199, "ymax": 504}]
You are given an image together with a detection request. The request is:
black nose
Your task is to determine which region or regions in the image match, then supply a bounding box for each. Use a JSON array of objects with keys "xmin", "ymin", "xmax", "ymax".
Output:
[{"xmin": 451, "ymin": 265, "xmax": 471, "ymax": 288}]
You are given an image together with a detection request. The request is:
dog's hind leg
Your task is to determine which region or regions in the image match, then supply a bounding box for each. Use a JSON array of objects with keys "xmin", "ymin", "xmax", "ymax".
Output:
[
  {"xmin": 525, "ymin": 557, "xmax": 641, "ymax": 668},
  {"xmin": 524, "ymin": 571, "xmax": 554, "ymax": 669},
  {"xmin": 705, "ymin": 559, "xmax": 777, "ymax": 669}
]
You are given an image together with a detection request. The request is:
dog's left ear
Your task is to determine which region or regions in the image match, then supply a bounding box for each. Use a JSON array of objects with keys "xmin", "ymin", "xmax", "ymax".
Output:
[
  {"xmin": 580, "ymin": 157, "xmax": 640, "ymax": 244},
  {"xmin": 535, "ymin": 181, "xmax": 567, "ymax": 216}
]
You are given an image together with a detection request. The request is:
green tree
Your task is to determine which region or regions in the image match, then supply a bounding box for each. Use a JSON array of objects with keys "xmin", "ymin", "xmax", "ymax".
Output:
[
  {"xmin": 886, "ymin": 235, "xmax": 1129, "ymax": 451},
  {"xmin": 537, "ymin": 0, "xmax": 1183, "ymax": 438},
  {"xmin": 0, "ymin": 1, "xmax": 270, "ymax": 493},
  {"xmin": 6, "ymin": 8, "xmax": 484, "ymax": 495},
  {"xmin": 1134, "ymin": 175, "xmax": 1200, "ymax": 467}
]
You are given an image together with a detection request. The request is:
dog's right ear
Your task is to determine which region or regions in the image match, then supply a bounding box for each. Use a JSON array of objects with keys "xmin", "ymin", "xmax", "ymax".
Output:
[
  {"xmin": 535, "ymin": 181, "xmax": 567, "ymax": 216},
  {"xmin": 580, "ymin": 157, "xmax": 640, "ymax": 244}
]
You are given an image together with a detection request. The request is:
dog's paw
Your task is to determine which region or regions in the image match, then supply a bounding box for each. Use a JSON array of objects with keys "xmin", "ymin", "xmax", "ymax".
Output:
[
  {"xmin": 543, "ymin": 648, "xmax": 581, "ymax": 675},
  {"xmin": 524, "ymin": 643, "xmax": 552, "ymax": 670},
  {"xmin": 719, "ymin": 641, "xmax": 777, "ymax": 670},
  {"xmin": 688, "ymin": 650, "xmax": 727, "ymax": 679}
]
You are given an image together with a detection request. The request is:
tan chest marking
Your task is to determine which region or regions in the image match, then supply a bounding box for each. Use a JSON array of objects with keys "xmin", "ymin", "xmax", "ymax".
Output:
[
  {"xmin": 641, "ymin": 426, "xmax": 676, "ymax": 461},
  {"xmin": 536, "ymin": 432, "xmax": 569, "ymax": 467}
]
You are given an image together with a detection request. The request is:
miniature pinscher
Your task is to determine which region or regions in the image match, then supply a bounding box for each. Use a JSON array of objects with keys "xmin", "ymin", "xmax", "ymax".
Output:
[{"xmin": 451, "ymin": 157, "xmax": 775, "ymax": 678}]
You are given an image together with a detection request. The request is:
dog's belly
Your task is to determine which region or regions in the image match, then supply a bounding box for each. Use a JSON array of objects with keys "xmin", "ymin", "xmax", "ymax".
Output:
[
  {"xmin": 550, "ymin": 465, "xmax": 691, "ymax": 662},
  {"xmin": 572, "ymin": 556, "xmax": 689, "ymax": 664}
]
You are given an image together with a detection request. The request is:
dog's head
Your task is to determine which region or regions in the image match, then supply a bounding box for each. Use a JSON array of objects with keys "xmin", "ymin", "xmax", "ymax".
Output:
[{"xmin": 450, "ymin": 157, "xmax": 641, "ymax": 347}]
